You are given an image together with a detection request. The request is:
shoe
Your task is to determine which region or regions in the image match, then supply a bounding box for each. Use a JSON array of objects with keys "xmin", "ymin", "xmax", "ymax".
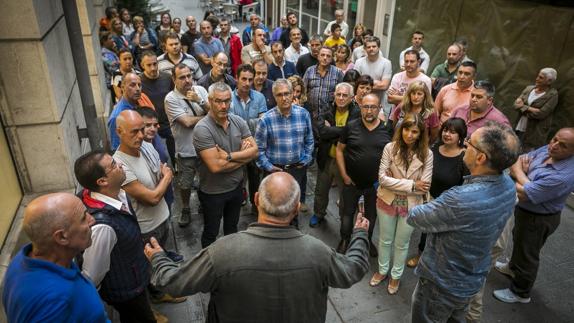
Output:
[
  {"xmin": 309, "ymin": 214, "xmax": 323, "ymax": 228},
  {"xmin": 153, "ymin": 309, "xmax": 169, "ymax": 323},
  {"xmin": 165, "ymin": 250, "xmax": 184, "ymax": 263},
  {"xmin": 178, "ymin": 208, "xmax": 191, "ymax": 227},
  {"xmin": 369, "ymin": 272, "xmax": 387, "ymax": 287},
  {"xmin": 336, "ymin": 239, "xmax": 350, "ymax": 254},
  {"xmin": 495, "ymin": 261, "xmax": 515, "ymax": 279},
  {"xmin": 300, "ymin": 203, "xmax": 309, "ymax": 213},
  {"xmin": 151, "ymin": 293, "xmax": 187, "ymax": 304},
  {"xmin": 387, "ymin": 278, "xmax": 400, "ymax": 295},
  {"xmin": 407, "ymin": 254, "xmax": 421, "ymax": 268},
  {"xmin": 369, "ymin": 242, "xmax": 378, "ymax": 258},
  {"xmin": 493, "ymin": 288, "xmax": 531, "ymax": 304}
]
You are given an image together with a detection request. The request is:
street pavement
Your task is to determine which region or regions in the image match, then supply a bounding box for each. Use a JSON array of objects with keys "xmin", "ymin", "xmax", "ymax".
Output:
[{"xmin": 119, "ymin": 2, "xmax": 574, "ymax": 322}]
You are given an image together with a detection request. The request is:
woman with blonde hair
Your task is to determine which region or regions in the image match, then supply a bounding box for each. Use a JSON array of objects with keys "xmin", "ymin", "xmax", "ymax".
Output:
[
  {"xmin": 370, "ymin": 113, "xmax": 433, "ymax": 295},
  {"xmin": 347, "ymin": 23, "xmax": 365, "ymax": 46},
  {"xmin": 288, "ymin": 75, "xmax": 308, "ymax": 107},
  {"xmin": 334, "ymin": 44, "xmax": 354, "ymax": 73},
  {"xmin": 389, "ymin": 80, "xmax": 440, "ymax": 143}
]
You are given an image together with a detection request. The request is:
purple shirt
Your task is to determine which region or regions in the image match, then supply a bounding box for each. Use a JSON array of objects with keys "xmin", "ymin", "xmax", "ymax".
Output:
[
  {"xmin": 520, "ymin": 145, "xmax": 574, "ymax": 214},
  {"xmin": 452, "ymin": 104, "xmax": 511, "ymax": 136}
]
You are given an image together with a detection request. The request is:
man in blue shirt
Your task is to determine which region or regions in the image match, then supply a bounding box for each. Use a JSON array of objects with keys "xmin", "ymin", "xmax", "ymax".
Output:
[
  {"xmin": 268, "ymin": 41, "xmax": 297, "ymax": 81},
  {"xmin": 194, "ymin": 20, "xmax": 225, "ymax": 74},
  {"xmin": 2, "ymin": 193, "xmax": 109, "ymax": 323},
  {"xmin": 494, "ymin": 127, "xmax": 574, "ymax": 304},
  {"xmin": 407, "ymin": 123, "xmax": 520, "ymax": 322},
  {"xmin": 107, "ymin": 72, "xmax": 141, "ymax": 150},
  {"xmin": 230, "ymin": 64, "xmax": 267, "ymax": 215},
  {"xmin": 255, "ymin": 78, "xmax": 314, "ymax": 225}
]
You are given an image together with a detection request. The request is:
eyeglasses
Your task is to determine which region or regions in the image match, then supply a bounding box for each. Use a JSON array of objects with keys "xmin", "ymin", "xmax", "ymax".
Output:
[
  {"xmin": 105, "ymin": 159, "xmax": 118, "ymax": 175},
  {"xmin": 465, "ymin": 138, "xmax": 488, "ymax": 158},
  {"xmin": 361, "ymin": 105, "xmax": 380, "ymax": 110}
]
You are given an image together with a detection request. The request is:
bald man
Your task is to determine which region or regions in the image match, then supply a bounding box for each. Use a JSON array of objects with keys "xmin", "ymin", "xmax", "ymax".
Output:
[
  {"xmin": 145, "ymin": 172, "xmax": 370, "ymax": 322},
  {"xmin": 113, "ymin": 110, "xmax": 185, "ymax": 304},
  {"xmin": 2, "ymin": 193, "xmax": 109, "ymax": 323},
  {"xmin": 108, "ymin": 72, "xmax": 143, "ymax": 149}
]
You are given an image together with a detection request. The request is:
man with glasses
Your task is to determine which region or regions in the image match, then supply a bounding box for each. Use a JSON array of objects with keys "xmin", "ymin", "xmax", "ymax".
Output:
[
  {"xmin": 193, "ymin": 82, "xmax": 258, "ymax": 247},
  {"xmin": 408, "ymin": 123, "xmax": 520, "ymax": 322},
  {"xmin": 452, "ymin": 80, "xmax": 510, "ymax": 136},
  {"xmin": 255, "ymin": 79, "xmax": 314, "ymax": 226},
  {"xmin": 197, "ymin": 52, "xmax": 237, "ymax": 91},
  {"xmin": 310, "ymin": 82, "xmax": 360, "ymax": 229},
  {"xmin": 165, "ymin": 64, "xmax": 209, "ymax": 227},
  {"xmin": 336, "ymin": 93, "xmax": 392, "ymax": 255}
]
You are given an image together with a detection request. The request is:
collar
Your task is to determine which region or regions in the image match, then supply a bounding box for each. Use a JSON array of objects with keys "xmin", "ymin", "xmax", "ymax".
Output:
[
  {"xmin": 454, "ymin": 81, "xmax": 474, "ymax": 91},
  {"xmin": 463, "ymin": 174, "xmax": 505, "ymax": 184},
  {"xmin": 246, "ymin": 223, "xmax": 304, "ymax": 239},
  {"xmin": 273, "ymin": 60, "xmax": 285, "ymax": 68},
  {"xmin": 467, "ymin": 104, "xmax": 495, "ymax": 121},
  {"xmin": 233, "ymin": 89, "xmax": 253, "ymax": 102},
  {"xmin": 90, "ymin": 191, "xmax": 126, "ymax": 211}
]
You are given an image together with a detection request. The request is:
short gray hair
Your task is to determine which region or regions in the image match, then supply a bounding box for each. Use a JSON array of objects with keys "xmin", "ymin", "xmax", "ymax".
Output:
[
  {"xmin": 272, "ymin": 78, "xmax": 293, "ymax": 95},
  {"xmin": 539, "ymin": 67, "xmax": 557, "ymax": 83},
  {"xmin": 335, "ymin": 82, "xmax": 354, "ymax": 96},
  {"xmin": 258, "ymin": 175, "xmax": 300, "ymax": 218},
  {"xmin": 309, "ymin": 34, "xmax": 323, "ymax": 44},
  {"xmin": 477, "ymin": 122, "xmax": 520, "ymax": 173},
  {"xmin": 208, "ymin": 82, "xmax": 232, "ymax": 97}
]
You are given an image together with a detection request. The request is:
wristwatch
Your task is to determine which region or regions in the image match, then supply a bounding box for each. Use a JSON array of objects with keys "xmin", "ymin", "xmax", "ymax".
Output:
[{"xmin": 226, "ymin": 151, "xmax": 232, "ymax": 161}]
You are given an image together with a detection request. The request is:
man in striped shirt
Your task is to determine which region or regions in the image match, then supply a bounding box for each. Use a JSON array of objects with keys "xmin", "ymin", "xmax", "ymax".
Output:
[{"xmin": 303, "ymin": 46, "xmax": 344, "ymax": 119}]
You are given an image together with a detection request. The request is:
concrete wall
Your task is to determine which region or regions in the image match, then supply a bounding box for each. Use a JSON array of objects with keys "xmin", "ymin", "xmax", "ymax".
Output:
[{"xmin": 0, "ymin": 0, "xmax": 111, "ymax": 194}]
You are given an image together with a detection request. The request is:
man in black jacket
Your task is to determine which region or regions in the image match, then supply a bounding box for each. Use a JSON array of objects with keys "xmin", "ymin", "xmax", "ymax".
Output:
[
  {"xmin": 75, "ymin": 150, "xmax": 165, "ymax": 322},
  {"xmin": 309, "ymin": 82, "xmax": 360, "ymax": 230}
]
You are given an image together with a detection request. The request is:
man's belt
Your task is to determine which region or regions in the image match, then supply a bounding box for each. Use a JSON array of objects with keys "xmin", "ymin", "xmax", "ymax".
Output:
[{"xmin": 273, "ymin": 162, "xmax": 303, "ymax": 170}]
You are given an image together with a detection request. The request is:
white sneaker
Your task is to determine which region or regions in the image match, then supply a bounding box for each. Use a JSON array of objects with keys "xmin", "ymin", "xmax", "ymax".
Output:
[
  {"xmin": 493, "ymin": 288, "xmax": 531, "ymax": 304},
  {"xmin": 494, "ymin": 261, "xmax": 515, "ymax": 279}
]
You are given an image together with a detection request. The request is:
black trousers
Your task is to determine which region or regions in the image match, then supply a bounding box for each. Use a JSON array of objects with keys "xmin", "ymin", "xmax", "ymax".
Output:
[
  {"xmin": 108, "ymin": 290, "xmax": 156, "ymax": 323},
  {"xmin": 199, "ymin": 185, "xmax": 243, "ymax": 248},
  {"xmin": 246, "ymin": 161, "xmax": 261, "ymax": 205},
  {"xmin": 509, "ymin": 206, "xmax": 561, "ymax": 298},
  {"xmin": 339, "ymin": 184, "xmax": 376, "ymax": 241}
]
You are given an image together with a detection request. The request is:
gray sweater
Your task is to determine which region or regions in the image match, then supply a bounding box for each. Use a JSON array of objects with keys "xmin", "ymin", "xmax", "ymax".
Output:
[{"xmin": 150, "ymin": 223, "xmax": 370, "ymax": 323}]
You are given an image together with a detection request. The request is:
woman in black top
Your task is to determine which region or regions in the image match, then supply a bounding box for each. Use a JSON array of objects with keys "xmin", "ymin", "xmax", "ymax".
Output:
[{"xmin": 406, "ymin": 117, "xmax": 469, "ymax": 268}]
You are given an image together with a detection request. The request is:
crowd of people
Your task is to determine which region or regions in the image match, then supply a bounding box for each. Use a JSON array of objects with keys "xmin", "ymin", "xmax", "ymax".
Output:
[{"xmin": 2, "ymin": 4, "xmax": 574, "ymax": 323}]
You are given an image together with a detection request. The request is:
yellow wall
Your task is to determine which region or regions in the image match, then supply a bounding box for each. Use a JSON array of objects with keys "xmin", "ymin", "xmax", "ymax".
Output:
[{"xmin": 0, "ymin": 127, "xmax": 22, "ymax": 245}]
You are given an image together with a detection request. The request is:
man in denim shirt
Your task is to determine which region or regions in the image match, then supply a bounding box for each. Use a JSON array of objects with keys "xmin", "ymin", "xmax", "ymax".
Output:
[
  {"xmin": 407, "ymin": 123, "xmax": 520, "ymax": 322},
  {"xmin": 494, "ymin": 128, "xmax": 574, "ymax": 304}
]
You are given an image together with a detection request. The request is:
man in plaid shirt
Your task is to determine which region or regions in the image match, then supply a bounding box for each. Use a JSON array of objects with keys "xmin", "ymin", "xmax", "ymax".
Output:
[
  {"xmin": 255, "ymin": 79, "xmax": 314, "ymax": 224},
  {"xmin": 303, "ymin": 46, "xmax": 344, "ymax": 119}
]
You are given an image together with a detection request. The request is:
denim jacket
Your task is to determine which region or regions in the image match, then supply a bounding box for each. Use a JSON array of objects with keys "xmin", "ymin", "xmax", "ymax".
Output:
[{"xmin": 407, "ymin": 174, "xmax": 516, "ymax": 298}]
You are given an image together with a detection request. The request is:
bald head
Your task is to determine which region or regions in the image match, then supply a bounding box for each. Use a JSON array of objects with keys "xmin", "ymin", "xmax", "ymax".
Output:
[
  {"xmin": 23, "ymin": 193, "xmax": 85, "ymax": 247},
  {"xmin": 548, "ymin": 127, "xmax": 574, "ymax": 160},
  {"xmin": 257, "ymin": 172, "xmax": 300, "ymax": 219},
  {"xmin": 116, "ymin": 110, "xmax": 145, "ymax": 150},
  {"xmin": 122, "ymin": 72, "xmax": 142, "ymax": 103}
]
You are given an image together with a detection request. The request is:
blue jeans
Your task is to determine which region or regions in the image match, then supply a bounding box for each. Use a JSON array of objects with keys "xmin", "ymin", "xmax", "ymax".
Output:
[{"xmin": 411, "ymin": 277, "xmax": 470, "ymax": 323}]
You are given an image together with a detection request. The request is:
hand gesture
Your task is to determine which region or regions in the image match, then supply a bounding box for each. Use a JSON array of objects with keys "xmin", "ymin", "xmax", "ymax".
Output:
[
  {"xmin": 241, "ymin": 139, "xmax": 252, "ymax": 150},
  {"xmin": 520, "ymin": 155, "xmax": 531, "ymax": 173},
  {"xmin": 342, "ymin": 174, "xmax": 355, "ymax": 186},
  {"xmin": 160, "ymin": 163, "xmax": 173, "ymax": 182},
  {"xmin": 186, "ymin": 88, "xmax": 200, "ymax": 103},
  {"xmin": 215, "ymin": 144, "xmax": 229, "ymax": 159},
  {"xmin": 514, "ymin": 98, "xmax": 524, "ymax": 109},
  {"xmin": 270, "ymin": 166, "xmax": 283, "ymax": 173},
  {"xmin": 137, "ymin": 25, "xmax": 144, "ymax": 34},
  {"xmin": 354, "ymin": 212, "xmax": 369, "ymax": 231},
  {"xmin": 387, "ymin": 87, "xmax": 399, "ymax": 96},
  {"xmin": 414, "ymin": 180, "xmax": 430, "ymax": 192},
  {"xmin": 144, "ymin": 237, "xmax": 164, "ymax": 261},
  {"xmin": 324, "ymin": 120, "xmax": 331, "ymax": 127}
]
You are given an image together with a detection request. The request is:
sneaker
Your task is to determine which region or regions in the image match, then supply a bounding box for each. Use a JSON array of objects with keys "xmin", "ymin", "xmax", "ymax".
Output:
[
  {"xmin": 495, "ymin": 261, "xmax": 515, "ymax": 279},
  {"xmin": 407, "ymin": 254, "xmax": 421, "ymax": 268},
  {"xmin": 493, "ymin": 288, "xmax": 531, "ymax": 304},
  {"xmin": 178, "ymin": 208, "xmax": 191, "ymax": 227},
  {"xmin": 309, "ymin": 214, "xmax": 323, "ymax": 228},
  {"xmin": 151, "ymin": 293, "xmax": 187, "ymax": 304}
]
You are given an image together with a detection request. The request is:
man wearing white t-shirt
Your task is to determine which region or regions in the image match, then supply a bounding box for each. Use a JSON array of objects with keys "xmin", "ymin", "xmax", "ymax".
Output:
[
  {"xmin": 284, "ymin": 27, "xmax": 309, "ymax": 64},
  {"xmin": 399, "ymin": 31, "xmax": 431, "ymax": 74},
  {"xmin": 388, "ymin": 50, "xmax": 432, "ymax": 105},
  {"xmin": 353, "ymin": 36, "xmax": 392, "ymax": 108}
]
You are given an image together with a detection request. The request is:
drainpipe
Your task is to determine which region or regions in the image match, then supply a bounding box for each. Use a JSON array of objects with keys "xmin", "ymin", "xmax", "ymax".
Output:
[{"xmin": 62, "ymin": 0, "xmax": 105, "ymax": 150}]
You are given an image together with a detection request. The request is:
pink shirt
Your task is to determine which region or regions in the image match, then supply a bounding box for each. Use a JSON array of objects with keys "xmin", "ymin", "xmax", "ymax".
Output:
[
  {"xmin": 434, "ymin": 82, "xmax": 474, "ymax": 124},
  {"xmin": 389, "ymin": 71, "xmax": 432, "ymax": 97},
  {"xmin": 452, "ymin": 104, "xmax": 511, "ymax": 136}
]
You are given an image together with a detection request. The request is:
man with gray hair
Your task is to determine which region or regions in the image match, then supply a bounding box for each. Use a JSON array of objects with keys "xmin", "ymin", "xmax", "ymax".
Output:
[
  {"xmin": 323, "ymin": 9, "xmax": 349, "ymax": 38},
  {"xmin": 144, "ymin": 172, "xmax": 371, "ymax": 322},
  {"xmin": 193, "ymin": 82, "xmax": 258, "ymax": 247},
  {"xmin": 310, "ymin": 82, "xmax": 360, "ymax": 228},
  {"xmin": 408, "ymin": 123, "xmax": 520, "ymax": 322},
  {"xmin": 255, "ymin": 78, "xmax": 314, "ymax": 223},
  {"xmin": 242, "ymin": 13, "xmax": 270, "ymax": 46}
]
